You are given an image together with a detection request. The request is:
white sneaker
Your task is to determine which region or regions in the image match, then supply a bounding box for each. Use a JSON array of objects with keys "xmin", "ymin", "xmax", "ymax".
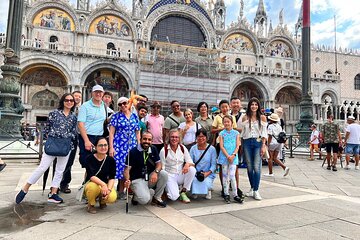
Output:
[
  {"xmin": 263, "ymin": 173, "xmax": 274, "ymax": 177},
  {"xmin": 253, "ymin": 191, "xmax": 262, "ymax": 200},
  {"xmin": 284, "ymin": 167, "xmax": 290, "ymax": 177},
  {"xmin": 344, "ymin": 165, "xmax": 351, "ymax": 170},
  {"xmin": 355, "ymin": 166, "xmax": 359, "ymax": 170},
  {"xmin": 245, "ymin": 188, "xmax": 254, "ymax": 197},
  {"xmin": 192, "ymin": 194, "xmax": 198, "ymax": 199},
  {"xmin": 205, "ymin": 190, "xmax": 212, "ymax": 200}
]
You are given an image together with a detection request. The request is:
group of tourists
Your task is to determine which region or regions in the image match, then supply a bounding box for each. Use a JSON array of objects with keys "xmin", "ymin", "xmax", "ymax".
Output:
[
  {"xmin": 14, "ymin": 84, "xmax": 358, "ymax": 214},
  {"xmin": 309, "ymin": 115, "xmax": 360, "ymax": 171}
]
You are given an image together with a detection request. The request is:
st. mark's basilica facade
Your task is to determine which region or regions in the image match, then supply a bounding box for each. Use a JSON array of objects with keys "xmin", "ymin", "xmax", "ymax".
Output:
[{"xmin": 1, "ymin": 0, "xmax": 360, "ymax": 133}]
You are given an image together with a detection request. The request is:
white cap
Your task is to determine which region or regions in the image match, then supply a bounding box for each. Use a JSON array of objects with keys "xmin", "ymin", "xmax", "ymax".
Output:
[
  {"xmin": 347, "ymin": 116, "xmax": 355, "ymax": 120},
  {"xmin": 117, "ymin": 97, "xmax": 129, "ymax": 104},
  {"xmin": 92, "ymin": 85, "xmax": 104, "ymax": 92}
]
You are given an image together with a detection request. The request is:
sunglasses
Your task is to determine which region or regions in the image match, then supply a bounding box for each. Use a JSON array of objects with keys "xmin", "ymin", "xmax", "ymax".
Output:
[
  {"xmin": 172, "ymin": 105, "xmax": 180, "ymax": 108},
  {"xmin": 118, "ymin": 102, "xmax": 128, "ymax": 106},
  {"xmin": 64, "ymin": 99, "xmax": 74, "ymax": 103},
  {"xmin": 97, "ymin": 144, "xmax": 108, "ymax": 148}
]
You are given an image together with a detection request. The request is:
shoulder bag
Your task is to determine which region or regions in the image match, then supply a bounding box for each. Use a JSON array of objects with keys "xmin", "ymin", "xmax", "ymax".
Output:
[
  {"xmin": 44, "ymin": 136, "xmax": 72, "ymax": 156},
  {"xmin": 194, "ymin": 144, "xmax": 211, "ymax": 182},
  {"xmin": 76, "ymin": 156, "xmax": 107, "ymax": 202}
]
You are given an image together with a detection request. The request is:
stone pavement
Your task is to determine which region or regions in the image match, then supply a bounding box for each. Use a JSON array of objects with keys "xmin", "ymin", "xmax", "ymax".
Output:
[{"xmin": 0, "ymin": 155, "xmax": 360, "ymax": 240}]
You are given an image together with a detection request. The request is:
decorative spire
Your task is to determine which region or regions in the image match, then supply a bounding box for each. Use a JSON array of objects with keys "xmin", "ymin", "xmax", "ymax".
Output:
[
  {"xmin": 279, "ymin": 8, "xmax": 284, "ymax": 26},
  {"xmin": 268, "ymin": 19, "xmax": 273, "ymax": 34},
  {"xmin": 295, "ymin": 3, "xmax": 303, "ymax": 40},
  {"xmin": 255, "ymin": 0, "xmax": 267, "ymax": 19},
  {"xmin": 239, "ymin": 0, "xmax": 244, "ymax": 20}
]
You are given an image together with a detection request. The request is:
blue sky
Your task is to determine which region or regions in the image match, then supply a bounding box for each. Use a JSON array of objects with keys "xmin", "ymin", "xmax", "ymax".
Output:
[{"xmin": 0, "ymin": 0, "xmax": 359, "ymax": 50}]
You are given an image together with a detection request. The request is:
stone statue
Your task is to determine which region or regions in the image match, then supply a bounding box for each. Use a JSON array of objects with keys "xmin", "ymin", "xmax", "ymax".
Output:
[
  {"xmin": 279, "ymin": 8, "xmax": 284, "ymax": 26},
  {"xmin": 136, "ymin": 21, "xmax": 143, "ymax": 39},
  {"xmin": 133, "ymin": 0, "xmax": 143, "ymax": 18}
]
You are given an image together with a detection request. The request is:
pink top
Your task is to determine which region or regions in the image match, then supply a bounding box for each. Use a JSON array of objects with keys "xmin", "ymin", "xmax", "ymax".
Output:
[{"xmin": 147, "ymin": 114, "xmax": 165, "ymax": 144}]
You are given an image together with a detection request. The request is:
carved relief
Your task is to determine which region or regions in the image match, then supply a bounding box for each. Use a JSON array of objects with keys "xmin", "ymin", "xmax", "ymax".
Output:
[{"xmin": 21, "ymin": 67, "xmax": 67, "ymax": 87}]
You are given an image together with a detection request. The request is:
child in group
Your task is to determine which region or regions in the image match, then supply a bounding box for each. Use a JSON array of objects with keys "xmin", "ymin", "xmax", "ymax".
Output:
[{"xmin": 218, "ymin": 115, "xmax": 243, "ymax": 204}]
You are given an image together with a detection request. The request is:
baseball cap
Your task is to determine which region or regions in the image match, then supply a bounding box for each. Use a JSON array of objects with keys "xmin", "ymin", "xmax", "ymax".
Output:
[
  {"xmin": 92, "ymin": 85, "xmax": 104, "ymax": 92},
  {"xmin": 117, "ymin": 97, "xmax": 129, "ymax": 105}
]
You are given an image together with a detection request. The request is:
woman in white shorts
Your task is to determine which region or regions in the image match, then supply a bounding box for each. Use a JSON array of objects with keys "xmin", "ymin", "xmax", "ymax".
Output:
[{"xmin": 264, "ymin": 113, "xmax": 290, "ymax": 177}]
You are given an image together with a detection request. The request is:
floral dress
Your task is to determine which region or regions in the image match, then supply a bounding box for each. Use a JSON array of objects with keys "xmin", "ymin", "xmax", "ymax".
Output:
[{"xmin": 110, "ymin": 112, "xmax": 140, "ymax": 179}]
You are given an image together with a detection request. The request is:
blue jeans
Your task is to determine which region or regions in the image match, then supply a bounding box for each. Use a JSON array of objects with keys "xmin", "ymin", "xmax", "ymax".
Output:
[{"xmin": 243, "ymin": 138, "xmax": 262, "ymax": 191}]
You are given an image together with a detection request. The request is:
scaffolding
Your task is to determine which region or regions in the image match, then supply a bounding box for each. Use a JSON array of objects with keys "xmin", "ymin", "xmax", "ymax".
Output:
[{"xmin": 138, "ymin": 41, "xmax": 230, "ymax": 114}]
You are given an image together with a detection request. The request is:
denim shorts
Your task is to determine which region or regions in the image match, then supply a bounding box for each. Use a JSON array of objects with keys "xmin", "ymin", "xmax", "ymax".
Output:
[{"xmin": 345, "ymin": 144, "xmax": 360, "ymax": 155}]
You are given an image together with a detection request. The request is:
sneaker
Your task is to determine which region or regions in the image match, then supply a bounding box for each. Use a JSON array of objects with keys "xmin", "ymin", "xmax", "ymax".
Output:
[
  {"xmin": 327, "ymin": 165, "xmax": 331, "ymax": 170},
  {"xmin": 192, "ymin": 194, "xmax": 198, "ymax": 199},
  {"xmin": 15, "ymin": 189, "xmax": 27, "ymax": 204},
  {"xmin": 332, "ymin": 165, "xmax": 337, "ymax": 172},
  {"xmin": 224, "ymin": 195, "xmax": 231, "ymax": 204},
  {"xmin": 87, "ymin": 204, "xmax": 97, "ymax": 214},
  {"xmin": 283, "ymin": 167, "xmax": 290, "ymax": 176},
  {"xmin": 355, "ymin": 166, "xmax": 359, "ymax": 170},
  {"xmin": 180, "ymin": 192, "xmax": 190, "ymax": 203},
  {"xmin": 233, "ymin": 196, "xmax": 243, "ymax": 204},
  {"xmin": 253, "ymin": 191, "xmax": 262, "ymax": 200},
  {"xmin": 205, "ymin": 190, "xmax": 212, "ymax": 200},
  {"xmin": 48, "ymin": 193, "xmax": 63, "ymax": 204},
  {"xmin": 344, "ymin": 165, "xmax": 351, "ymax": 170},
  {"xmin": 263, "ymin": 173, "xmax": 274, "ymax": 177},
  {"xmin": 118, "ymin": 191, "xmax": 127, "ymax": 200},
  {"xmin": 0, "ymin": 163, "xmax": 6, "ymax": 172},
  {"xmin": 152, "ymin": 197, "xmax": 167, "ymax": 208},
  {"xmin": 131, "ymin": 196, "xmax": 138, "ymax": 206},
  {"xmin": 245, "ymin": 188, "xmax": 254, "ymax": 197}
]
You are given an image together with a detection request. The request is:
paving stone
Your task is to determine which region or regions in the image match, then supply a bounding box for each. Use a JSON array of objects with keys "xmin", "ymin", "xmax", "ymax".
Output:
[
  {"xmin": 275, "ymin": 225, "xmax": 349, "ymax": 240},
  {"xmin": 194, "ymin": 213, "xmax": 269, "ymax": 239},
  {"xmin": 312, "ymin": 219, "xmax": 360, "ymax": 239},
  {"xmin": 230, "ymin": 204, "xmax": 334, "ymax": 231},
  {"xmin": 63, "ymin": 226, "xmax": 133, "ymax": 240},
  {"xmin": 290, "ymin": 198, "xmax": 360, "ymax": 218}
]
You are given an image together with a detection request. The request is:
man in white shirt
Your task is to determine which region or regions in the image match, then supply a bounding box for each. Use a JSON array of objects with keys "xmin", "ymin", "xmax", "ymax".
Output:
[
  {"xmin": 160, "ymin": 129, "xmax": 195, "ymax": 203},
  {"xmin": 344, "ymin": 116, "xmax": 360, "ymax": 170}
]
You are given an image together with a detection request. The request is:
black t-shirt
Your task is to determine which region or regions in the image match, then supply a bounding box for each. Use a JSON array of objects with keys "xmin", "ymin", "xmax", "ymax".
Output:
[
  {"xmin": 85, "ymin": 155, "xmax": 116, "ymax": 183},
  {"xmin": 128, "ymin": 145, "xmax": 160, "ymax": 181}
]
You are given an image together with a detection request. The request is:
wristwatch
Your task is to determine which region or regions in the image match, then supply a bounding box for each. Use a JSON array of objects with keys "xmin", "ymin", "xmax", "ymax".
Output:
[{"xmin": 155, "ymin": 169, "xmax": 160, "ymax": 173}]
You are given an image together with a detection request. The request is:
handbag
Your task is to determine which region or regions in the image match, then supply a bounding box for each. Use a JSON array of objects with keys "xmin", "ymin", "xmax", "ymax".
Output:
[
  {"xmin": 195, "ymin": 144, "xmax": 211, "ymax": 182},
  {"xmin": 44, "ymin": 136, "xmax": 71, "ymax": 156},
  {"xmin": 76, "ymin": 156, "xmax": 107, "ymax": 202}
]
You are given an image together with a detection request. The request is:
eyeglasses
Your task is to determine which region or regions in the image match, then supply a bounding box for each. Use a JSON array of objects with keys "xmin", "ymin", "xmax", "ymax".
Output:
[
  {"xmin": 64, "ymin": 99, "xmax": 74, "ymax": 103},
  {"xmin": 118, "ymin": 102, "xmax": 128, "ymax": 106},
  {"xmin": 172, "ymin": 105, "xmax": 180, "ymax": 108},
  {"xmin": 97, "ymin": 144, "xmax": 108, "ymax": 148}
]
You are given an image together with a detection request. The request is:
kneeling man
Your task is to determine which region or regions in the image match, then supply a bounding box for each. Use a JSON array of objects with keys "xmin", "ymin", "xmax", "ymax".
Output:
[
  {"xmin": 125, "ymin": 131, "xmax": 167, "ymax": 207},
  {"xmin": 160, "ymin": 129, "xmax": 196, "ymax": 203}
]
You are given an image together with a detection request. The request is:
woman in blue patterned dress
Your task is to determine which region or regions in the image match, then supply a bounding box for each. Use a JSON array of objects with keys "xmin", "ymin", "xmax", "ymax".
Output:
[{"xmin": 109, "ymin": 97, "xmax": 140, "ymax": 197}]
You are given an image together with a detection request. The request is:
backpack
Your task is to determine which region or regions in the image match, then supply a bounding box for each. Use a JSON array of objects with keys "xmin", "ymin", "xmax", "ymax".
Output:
[{"xmin": 273, "ymin": 131, "xmax": 287, "ymax": 144}]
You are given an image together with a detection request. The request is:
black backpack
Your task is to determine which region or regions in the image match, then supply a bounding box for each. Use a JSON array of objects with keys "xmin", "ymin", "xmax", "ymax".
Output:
[{"xmin": 274, "ymin": 132, "xmax": 287, "ymax": 143}]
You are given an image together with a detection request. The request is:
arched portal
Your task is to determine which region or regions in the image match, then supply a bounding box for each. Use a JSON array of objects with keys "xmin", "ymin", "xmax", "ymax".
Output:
[
  {"xmin": 32, "ymin": 90, "xmax": 59, "ymax": 110},
  {"xmin": 84, "ymin": 68, "xmax": 129, "ymax": 103},
  {"xmin": 232, "ymin": 81, "xmax": 265, "ymax": 105},
  {"xmin": 275, "ymin": 86, "xmax": 302, "ymax": 133}
]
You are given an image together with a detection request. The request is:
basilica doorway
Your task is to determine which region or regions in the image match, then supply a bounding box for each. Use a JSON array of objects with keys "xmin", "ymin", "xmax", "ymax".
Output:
[{"xmin": 232, "ymin": 81, "xmax": 265, "ymax": 108}]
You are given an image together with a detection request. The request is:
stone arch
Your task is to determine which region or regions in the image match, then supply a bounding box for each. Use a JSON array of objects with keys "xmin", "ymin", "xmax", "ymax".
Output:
[
  {"xmin": 27, "ymin": 2, "xmax": 80, "ymax": 31},
  {"xmin": 321, "ymin": 89, "xmax": 339, "ymax": 106},
  {"xmin": 20, "ymin": 55, "xmax": 73, "ymax": 84},
  {"xmin": 144, "ymin": 5, "xmax": 215, "ymax": 48},
  {"xmin": 265, "ymin": 36, "xmax": 298, "ymax": 59},
  {"xmin": 31, "ymin": 90, "xmax": 59, "ymax": 110},
  {"xmin": 85, "ymin": 9, "xmax": 136, "ymax": 39},
  {"xmin": 221, "ymin": 29, "xmax": 260, "ymax": 54},
  {"xmin": 231, "ymin": 77, "xmax": 269, "ymax": 104},
  {"xmin": 274, "ymin": 86, "xmax": 301, "ymax": 105}
]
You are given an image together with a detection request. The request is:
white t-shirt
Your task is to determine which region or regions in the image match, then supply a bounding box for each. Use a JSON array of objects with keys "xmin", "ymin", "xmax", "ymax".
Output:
[
  {"xmin": 310, "ymin": 129, "xmax": 320, "ymax": 144},
  {"xmin": 346, "ymin": 123, "xmax": 360, "ymax": 144},
  {"xmin": 268, "ymin": 123, "xmax": 282, "ymax": 145},
  {"xmin": 178, "ymin": 122, "xmax": 201, "ymax": 145}
]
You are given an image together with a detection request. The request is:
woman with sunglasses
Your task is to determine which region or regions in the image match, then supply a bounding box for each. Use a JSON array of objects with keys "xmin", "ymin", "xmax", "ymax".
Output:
[
  {"xmin": 15, "ymin": 93, "xmax": 77, "ymax": 204},
  {"xmin": 109, "ymin": 97, "xmax": 140, "ymax": 199},
  {"xmin": 85, "ymin": 137, "xmax": 117, "ymax": 214}
]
